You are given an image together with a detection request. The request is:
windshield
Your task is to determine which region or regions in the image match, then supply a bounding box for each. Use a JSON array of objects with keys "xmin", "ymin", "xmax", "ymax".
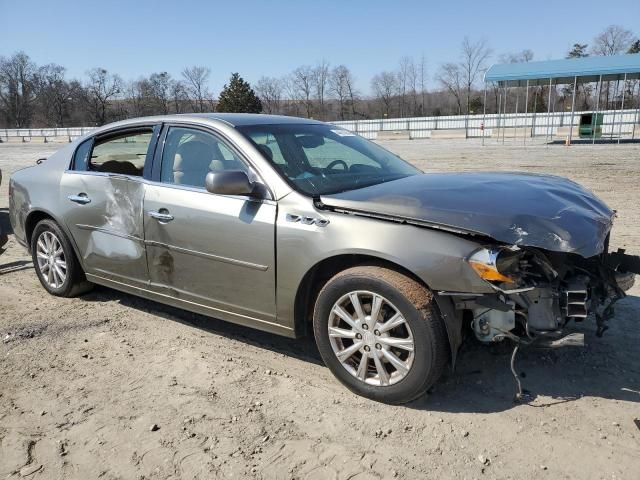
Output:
[{"xmin": 236, "ymin": 123, "xmax": 421, "ymax": 196}]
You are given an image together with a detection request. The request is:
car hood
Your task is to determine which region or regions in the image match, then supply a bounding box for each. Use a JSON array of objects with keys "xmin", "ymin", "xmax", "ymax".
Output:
[{"xmin": 320, "ymin": 172, "xmax": 615, "ymax": 258}]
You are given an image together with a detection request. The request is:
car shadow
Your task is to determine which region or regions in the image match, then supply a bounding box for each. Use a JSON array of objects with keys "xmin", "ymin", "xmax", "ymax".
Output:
[
  {"xmin": 81, "ymin": 285, "xmax": 324, "ymax": 367},
  {"xmin": 0, "ymin": 208, "xmax": 13, "ymax": 235},
  {"xmin": 79, "ymin": 285, "xmax": 640, "ymax": 412},
  {"xmin": 0, "ymin": 259, "xmax": 33, "ymax": 275}
]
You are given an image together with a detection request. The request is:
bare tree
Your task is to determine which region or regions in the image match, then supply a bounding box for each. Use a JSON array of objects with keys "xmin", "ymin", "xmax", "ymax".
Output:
[
  {"xmin": 181, "ymin": 66, "xmax": 211, "ymax": 112},
  {"xmin": 170, "ymin": 80, "xmax": 188, "ymax": 114},
  {"xmin": 460, "ymin": 37, "xmax": 492, "ymax": 114},
  {"xmin": 329, "ymin": 65, "xmax": 354, "ymax": 120},
  {"xmin": 0, "ymin": 51, "xmax": 40, "ymax": 127},
  {"xmin": 499, "ymin": 49, "xmax": 534, "ymax": 64},
  {"xmin": 126, "ymin": 79, "xmax": 148, "ymax": 117},
  {"xmin": 148, "ymin": 72, "xmax": 172, "ymax": 114},
  {"xmin": 591, "ymin": 25, "xmax": 636, "ymax": 55},
  {"xmin": 292, "ymin": 66, "xmax": 314, "ymax": 118},
  {"xmin": 371, "ymin": 71, "xmax": 398, "ymax": 117},
  {"xmin": 36, "ymin": 64, "xmax": 79, "ymax": 127},
  {"xmin": 591, "ymin": 26, "xmax": 636, "ymax": 109},
  {"xmin": 437, "ymin": 63, "xmax": 464, "ymax": 114},
  {"xmin": 255, "ymin": 76, "xmax": 283, "ymax": 114},
  {"xmin": 418, "ymin": 54, "xmax": 427, "ymax": 116},
  {"xmin": 83, "ymin": 68, "xmax": 122, "ymax": 125},
  {"xmin": 312, "ymin": 60, "xmax": 330, "ymax": 119}
]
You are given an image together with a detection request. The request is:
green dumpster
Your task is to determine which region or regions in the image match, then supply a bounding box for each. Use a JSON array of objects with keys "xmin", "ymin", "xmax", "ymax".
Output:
[{"xmin": 579, "ymin": 113, "xmax": 603, "ymax": 138}]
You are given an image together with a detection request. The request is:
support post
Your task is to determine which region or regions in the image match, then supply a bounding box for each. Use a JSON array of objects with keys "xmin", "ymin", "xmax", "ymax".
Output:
[
  {"xmin": 633, "ymin": 81, "xmax": 640, "ymax": 140},
  {"xmin": 593, "ymin": 75, "xmax": 602, "ymax": 145},
  {"xmin": 496, "ymin": 85, "xmax": 502, "ymax": 143},
  {"xmin": 545, "ymin": 78, "xmax": 553, "ymax": 145},
  {"xmin": 618, "ymin": 73, "xmax": 628, "ymax": 144},
  {"xmin": 514, "ymin": 83, "xmax": 520, "ymax": 143},
  {"xmin": 482, "ymin": 83, "xmax": 487, "ymax": 146},
  {"xmin": 523, "ymin": 80, "xmax": 530, "ymax": 145},
  {"xmin": 502, "ymin": 85, "xmax": 508, "ymax": 144},
  {"xmin": 610, "ymin": 80, "xmax": 620, "ymax": 140},
  {"xmin": 568, "ymin": 76, "xmax": 577, "ymax": 145}
]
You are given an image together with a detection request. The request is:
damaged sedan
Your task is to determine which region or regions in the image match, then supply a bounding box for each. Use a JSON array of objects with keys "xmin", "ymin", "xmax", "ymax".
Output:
[{"xmin": 9, "ymin": 114, "xmax": 639, "ymax": 404}]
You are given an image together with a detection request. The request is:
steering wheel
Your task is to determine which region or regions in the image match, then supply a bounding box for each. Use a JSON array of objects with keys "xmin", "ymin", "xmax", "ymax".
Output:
[{"xmin": 326, "ymin": 159, "xmax": 348, "ymax": 171}]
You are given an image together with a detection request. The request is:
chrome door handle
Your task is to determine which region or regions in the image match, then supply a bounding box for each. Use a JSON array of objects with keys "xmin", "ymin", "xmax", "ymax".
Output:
[
  {"xmin": 68, "ymin": 194, "xmax": 91, "ymax": 205},
  {"xmin": 148, "ymin": 210, "xmax": 174, "ymax": 222}
]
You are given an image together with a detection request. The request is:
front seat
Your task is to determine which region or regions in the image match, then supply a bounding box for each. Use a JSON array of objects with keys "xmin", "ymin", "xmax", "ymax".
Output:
[{"xmin": 173, "ymin": 141, "xmax": 218, "ymax": 187}]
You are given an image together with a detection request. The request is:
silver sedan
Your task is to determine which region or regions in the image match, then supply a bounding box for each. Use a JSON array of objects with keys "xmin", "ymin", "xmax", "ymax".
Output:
[{"xmin": 9, "ymin": 114, "xmax": 639, "ymax": 404}]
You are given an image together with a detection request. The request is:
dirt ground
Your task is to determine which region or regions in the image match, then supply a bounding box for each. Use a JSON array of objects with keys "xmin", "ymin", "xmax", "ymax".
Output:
[{"xmin": 1, "ymin": 140, "xmax": 639, "ymax": 480}]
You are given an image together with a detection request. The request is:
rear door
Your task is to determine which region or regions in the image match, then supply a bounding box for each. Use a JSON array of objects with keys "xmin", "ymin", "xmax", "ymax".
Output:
[
  {"xmin": 143, "ymin": 124, "xmax": 278, "ymax": 327},
  {"xmin": 59, "ymin": 125, "xmax": 159, "ymax": 288}
]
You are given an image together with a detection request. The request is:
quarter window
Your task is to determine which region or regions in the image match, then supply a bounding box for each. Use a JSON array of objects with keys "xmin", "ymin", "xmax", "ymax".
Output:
[
  {"xmin": 160, "ymin": 127, "xmax": 248, "ymax": 189},
  {"xmin": 72, "ymin": 139, "xmax": 92, "ymax": 171}
]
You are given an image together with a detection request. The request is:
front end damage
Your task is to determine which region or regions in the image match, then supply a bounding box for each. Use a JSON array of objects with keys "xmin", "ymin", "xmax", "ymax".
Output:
[{"xmin": 442, "ymin": 239, "xmax": 639, "ymax": 400}]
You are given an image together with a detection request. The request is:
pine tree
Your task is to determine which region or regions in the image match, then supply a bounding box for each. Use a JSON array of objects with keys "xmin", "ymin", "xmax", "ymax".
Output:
[
  {"xmin": 628, "ymin": 40, "xmax": 640, "ymax": 54},
  {"xmin": 216, "ymin": 73, "xmax": 262, "ymax": 113},
  {"xmin": 566, "ymin": 43, "xmax": 589, "ymax": 59}
]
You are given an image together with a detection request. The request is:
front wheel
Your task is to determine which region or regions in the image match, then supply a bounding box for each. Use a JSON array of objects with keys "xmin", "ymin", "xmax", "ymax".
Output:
[{"xmin": 313, "ymin": 266, "xmax": 449, "ymax": 404}]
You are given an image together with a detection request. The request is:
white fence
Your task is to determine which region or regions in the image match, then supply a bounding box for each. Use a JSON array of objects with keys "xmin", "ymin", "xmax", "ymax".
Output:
[
  {"xmin": 0, "ymin": 127, "xmax": 95, "ymax": 143},
  {"xmin": 1, "ymin": 108, "xmax": 639, "ymax": 143},
  {"xmin": 333, "ymin": 108, "xmax": 640, "ymax": 140}
]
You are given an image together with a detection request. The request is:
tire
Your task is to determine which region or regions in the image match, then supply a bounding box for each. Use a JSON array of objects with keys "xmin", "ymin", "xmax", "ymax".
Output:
[
  {"xmin": 313, "ymin": 266, "xmax": 448, "ymax": 404},
  {"xmin": 31, "ymin": 219, "xmax": 93, "ymax": 297}
]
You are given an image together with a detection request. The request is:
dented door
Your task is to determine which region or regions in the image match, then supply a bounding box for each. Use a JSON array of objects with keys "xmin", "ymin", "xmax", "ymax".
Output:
[
  {"xmin": 59, "ymin": 172, "xmax": 148, "ymax": 287},
  {"xmin": 143, "ymin": 184, "xmax": 277, "ymax": 325}
]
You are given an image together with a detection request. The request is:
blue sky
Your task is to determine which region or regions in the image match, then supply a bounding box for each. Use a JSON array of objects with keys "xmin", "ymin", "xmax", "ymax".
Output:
[{"xmin": 1, "ymin": 0, "xmax": 638, "ymax": 94}]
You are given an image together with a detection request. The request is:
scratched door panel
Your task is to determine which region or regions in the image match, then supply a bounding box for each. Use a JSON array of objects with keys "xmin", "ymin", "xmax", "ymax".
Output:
[
  {"xmin": 59, "ymin": 172, "xmax": 148, "ymax": 286},
  {"xmin": 143, "ymin": 184, "xmax": 277, "ymax": 323}
]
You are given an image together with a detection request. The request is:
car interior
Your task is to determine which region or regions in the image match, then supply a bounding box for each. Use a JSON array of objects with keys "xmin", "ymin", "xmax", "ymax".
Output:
[{"xmin": 160, "ymin": 128, "xmax": 247, "ymax": 188}]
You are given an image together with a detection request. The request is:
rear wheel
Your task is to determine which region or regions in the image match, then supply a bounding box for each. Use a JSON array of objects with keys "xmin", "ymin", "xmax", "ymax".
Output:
[
  {"xmin": 313, "ymin": 266, "xmax": 448, "ymax": 404},
  {"xmin": 31, "ymin": 219, "xmax": 93, "ymax": 297}
]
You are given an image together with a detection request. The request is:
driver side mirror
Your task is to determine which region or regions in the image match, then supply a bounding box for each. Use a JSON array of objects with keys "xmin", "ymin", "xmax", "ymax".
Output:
[{"xmin": 205, "ymin": 170, "xmax": 260, "ymax": 197}]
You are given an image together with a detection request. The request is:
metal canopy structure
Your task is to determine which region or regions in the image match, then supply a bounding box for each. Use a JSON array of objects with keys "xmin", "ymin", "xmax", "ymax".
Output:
[
  {"xmin": 485, "ymin": 53, "xmax": 640, "ymax": 87},
  {"xmin": 481, "ymin": 53, "xmax": 640, "ymax": 146}
]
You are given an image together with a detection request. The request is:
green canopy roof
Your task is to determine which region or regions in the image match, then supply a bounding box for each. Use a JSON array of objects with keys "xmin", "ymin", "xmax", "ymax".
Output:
[{"xmin": 484, "ymin": 53, "xmax": 640, "ymax": 86}]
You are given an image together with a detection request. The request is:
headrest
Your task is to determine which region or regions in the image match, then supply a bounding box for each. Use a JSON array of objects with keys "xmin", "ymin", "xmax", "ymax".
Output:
[{"xmin": 257, "ymin": 144, "xmax": 273, "ymax": 161}]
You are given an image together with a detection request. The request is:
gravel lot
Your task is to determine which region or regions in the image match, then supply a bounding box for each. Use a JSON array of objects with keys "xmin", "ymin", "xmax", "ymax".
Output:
[{"xmin": 1, "ymin": 140, "xmax": 639, "ymax": 480}]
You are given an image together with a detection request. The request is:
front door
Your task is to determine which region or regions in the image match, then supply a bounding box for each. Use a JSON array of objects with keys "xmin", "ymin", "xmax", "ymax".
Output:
[
  {"xmin": 143, "ymin": 125, "xmax": 277, "ymax": 327},
  {"xmin": 59, "ymin": 127, "xmax": 157, "ymax": 287}
]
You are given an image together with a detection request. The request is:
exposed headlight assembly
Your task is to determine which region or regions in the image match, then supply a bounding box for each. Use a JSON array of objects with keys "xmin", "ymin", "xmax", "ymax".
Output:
[
  {"xmin": 471, "ymin": 249, "xmax": 536, "ymax": 294},
  {"xmin": 467, "ymin": 248, "xmax": 515, "ymax": 284}
]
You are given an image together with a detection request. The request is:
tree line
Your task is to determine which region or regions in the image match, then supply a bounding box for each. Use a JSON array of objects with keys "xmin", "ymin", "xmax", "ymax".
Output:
[{"xmin": 0, "ymin": 25, "xmax": 637, "ymax": 129}]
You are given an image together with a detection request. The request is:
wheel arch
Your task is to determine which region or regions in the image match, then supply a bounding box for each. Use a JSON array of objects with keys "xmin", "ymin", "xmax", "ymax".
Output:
[
  {"xmin": 24, "ymin": 209, "xmax": 85, "ymax": 270},
  {"xmin": 293, "ymin": 253, "xmax": 462, "ymax": 366}
]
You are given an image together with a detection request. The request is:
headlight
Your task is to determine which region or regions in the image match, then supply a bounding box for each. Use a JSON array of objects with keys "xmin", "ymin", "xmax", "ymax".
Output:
[{"xmin": 467, "ymin": 248, "xmax": 516, "ymax": 284}]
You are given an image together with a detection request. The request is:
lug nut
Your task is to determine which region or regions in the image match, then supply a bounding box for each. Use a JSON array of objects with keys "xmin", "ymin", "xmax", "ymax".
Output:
[
  {"xmin": 375, "ymin": 343, "xmax": 382, "ymax": 350},
  {"xmin": 355, "ymin": 333, "xmax": 362, "ymax": 339},
  {"xmin": 364, "ymin": 345, "xmax": 370, "ymax": 352},
  {"xmin": 374, "ymin": 330, "xmax": 380, "ymax": 336},
  {"xmin": 362, "ymin": 324, "xmax": 369, "ymax": 330}
]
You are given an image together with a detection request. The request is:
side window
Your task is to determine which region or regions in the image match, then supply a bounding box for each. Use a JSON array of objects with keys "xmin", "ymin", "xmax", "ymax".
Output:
[
  {"xmin": 89, "ymin": 131, "xmax": 152, "ymax": 176},
  {"xmin": 160, "ymin": 127, "xmax": 248, "ymax": 189},
  {"xmin": 72, "ymin": 139, "xmax": 92, "ymax": 171},
  {"xmin": 246, "ymin": 132, "xmax": 286, "ymax": 165}
]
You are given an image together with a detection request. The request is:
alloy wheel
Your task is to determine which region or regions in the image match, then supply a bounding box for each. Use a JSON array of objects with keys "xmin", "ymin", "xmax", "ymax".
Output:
[
  {"xmin": 328, "ymin": 290, "xmax": 415, "ymax": 386},
  {"xmin": 36, "ymin": 230, "xmax": 67, "ymax": 289}
]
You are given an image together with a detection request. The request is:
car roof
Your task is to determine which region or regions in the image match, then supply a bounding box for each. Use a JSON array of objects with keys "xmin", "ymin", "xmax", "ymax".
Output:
[
  {"xmin": 187, "ymin": 113, "xmax": 325, "ymax": 127},
  {"xmin": 95, "ymin": 113, "xmax": 326, "ymax": 130}
]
